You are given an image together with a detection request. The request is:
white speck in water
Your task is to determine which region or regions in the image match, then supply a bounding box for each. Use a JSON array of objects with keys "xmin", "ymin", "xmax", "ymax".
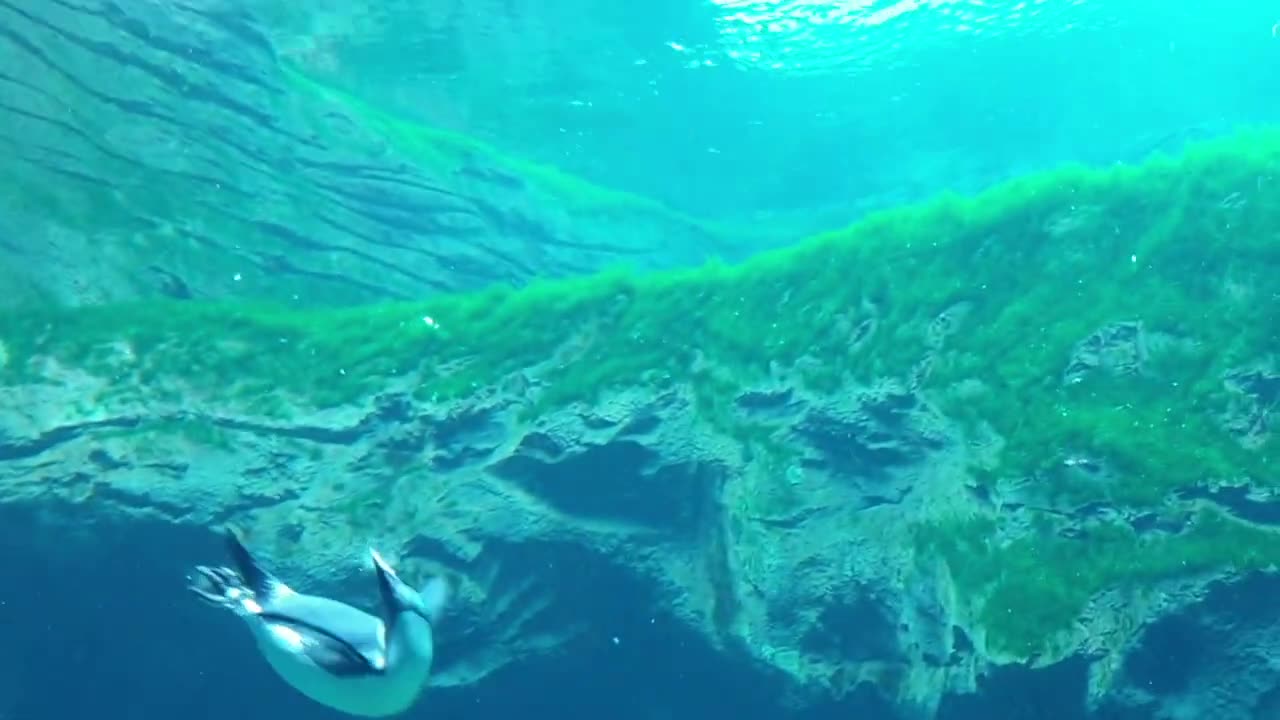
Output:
[
  {"xmin": 1130, "ymin": 254, "xmax": 1137, "ymax": 264},
  {"xmin": 233, "ymin": 272, "xmax": 242, "ymax": 281},
  {"xmin": 339, "ymin": 368, "xmax": 346, "ymax": 375},
  {"xmin": 611, "ymin": 636, "xmax": 621, "ymax": 646},
  {"xmin": 786, "ymin": 465, "xmax": 804, "ymax": 486}
]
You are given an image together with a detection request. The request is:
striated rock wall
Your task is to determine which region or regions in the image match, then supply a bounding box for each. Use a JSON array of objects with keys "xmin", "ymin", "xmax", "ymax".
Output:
[
  {"xmin": 1, "ymin": 127, "xmax": 1278, "ymax": 717},
  {"xmin": 0, "ymin": 0, "xmax": 762, "ymax": 309}
]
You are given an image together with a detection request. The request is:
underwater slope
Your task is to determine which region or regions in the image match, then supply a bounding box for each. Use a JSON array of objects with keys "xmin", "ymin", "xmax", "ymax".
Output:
[
  {"xmin": 0, "ymin": 0, "xmax": 738, "ymax": 308},
  {"xmin": 2, "ymin": 127, "xmax": 1278, "ymax": 717}
]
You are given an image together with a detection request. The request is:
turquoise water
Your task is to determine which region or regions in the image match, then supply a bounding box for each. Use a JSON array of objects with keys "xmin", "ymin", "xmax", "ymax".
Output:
[
  {"xmin": 281, "ymin": 0, "xmax": 1280, "ymax": 219},
  {"xmin": 1, "ymin": 2, "xmax": 1278, "ymax": 719}
]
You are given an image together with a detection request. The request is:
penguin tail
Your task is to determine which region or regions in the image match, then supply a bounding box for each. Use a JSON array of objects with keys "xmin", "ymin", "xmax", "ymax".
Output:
[{"xmin": 221, "ymin": 527, "xmax": 281, "ymax": 599}]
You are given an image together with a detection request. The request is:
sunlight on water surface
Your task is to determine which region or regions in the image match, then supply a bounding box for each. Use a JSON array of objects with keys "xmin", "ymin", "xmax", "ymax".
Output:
[{"xmin": 699, "ymin": 0, "xmax": 1108, "ymax": 74}]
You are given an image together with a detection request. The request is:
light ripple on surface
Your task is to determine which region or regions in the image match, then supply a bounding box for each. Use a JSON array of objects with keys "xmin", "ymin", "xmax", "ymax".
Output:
[{"xmin": 694, "ymin": 0, "xmax": 1110, "ymax": 75}]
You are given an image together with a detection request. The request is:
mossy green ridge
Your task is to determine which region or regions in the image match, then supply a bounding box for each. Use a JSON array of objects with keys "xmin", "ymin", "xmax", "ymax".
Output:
[
  {"xmin": 915, "ymin": 505, "xmax": 1280, "ymax": 658},
  {"xmin": 3, "ymin": 126, "xmax": 1278, "ymax": 660}
]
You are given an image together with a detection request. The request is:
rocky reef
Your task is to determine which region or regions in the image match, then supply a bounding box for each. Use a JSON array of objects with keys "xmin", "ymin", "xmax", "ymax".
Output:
[
  {"xmin": 2, "ymin": 117, "xmax": 1279, "ymax": 717},
  {"xmin": 0, "ymin": 0, "xmax": 773, "ymax": 310}
]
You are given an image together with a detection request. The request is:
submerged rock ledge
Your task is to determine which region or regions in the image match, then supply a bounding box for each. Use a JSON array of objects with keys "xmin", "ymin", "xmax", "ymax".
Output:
[
  {"xmin": 2, "ymin": 128, "xmax": 1279, "ymax": 717},
  {"xmin": 0, "ymin": 0, "xmax": 761, "ymax": 309}
]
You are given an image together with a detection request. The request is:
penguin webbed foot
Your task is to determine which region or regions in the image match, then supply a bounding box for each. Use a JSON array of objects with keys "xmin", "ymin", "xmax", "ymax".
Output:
[{"xmin": 187, "ymin": 564, "xmax": 249, "ymax": 608}]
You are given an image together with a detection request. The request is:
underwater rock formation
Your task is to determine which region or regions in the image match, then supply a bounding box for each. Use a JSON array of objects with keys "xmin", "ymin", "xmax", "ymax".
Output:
[
  {"xmin": 2, "ymin": 124, "xmax": 1279, "ymax": 717},
  {"xmin": 0, "ymin": 0, "xmax": 752, "ymax": 309}
]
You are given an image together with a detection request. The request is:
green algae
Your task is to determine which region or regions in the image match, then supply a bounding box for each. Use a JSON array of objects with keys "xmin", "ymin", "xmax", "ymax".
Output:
[
  {"xmin": 3, "ymin": 125, "xmax": 1279, "ymax": 660},
  {"xmin": 916, "ymin": 507, "xmax": 1280, "ymax": 657}
]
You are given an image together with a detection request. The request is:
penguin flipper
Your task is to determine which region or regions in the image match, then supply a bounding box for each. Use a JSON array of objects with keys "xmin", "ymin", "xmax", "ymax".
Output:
[
  {"xmin": 417, "ymin": 577, "xmax": 449, "ymax": 624},
  {"xmin": 370, "ymin": 550, "xmax": 450, "ymax": 627}
]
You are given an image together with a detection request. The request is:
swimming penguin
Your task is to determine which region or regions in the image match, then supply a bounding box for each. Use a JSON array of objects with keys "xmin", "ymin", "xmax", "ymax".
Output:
[{"xmin": 187, "ymin": 529, "xmax": 449, "ymax": 718}]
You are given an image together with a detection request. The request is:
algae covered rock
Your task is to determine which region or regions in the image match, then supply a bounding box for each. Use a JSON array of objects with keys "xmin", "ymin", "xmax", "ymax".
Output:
[
  {"xmin": 0, "ymin": 0, "xmax": 754, "ymax": 310},
  {"xmin": 1, "ymin": 127, "xmax": 1278, "ymax": 717}
]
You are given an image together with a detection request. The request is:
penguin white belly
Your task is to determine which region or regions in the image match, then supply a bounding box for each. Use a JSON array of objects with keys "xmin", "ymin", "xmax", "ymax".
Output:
[{"xmin": 247, "ymin": 618, "xmax": 434, "ymax": 718}]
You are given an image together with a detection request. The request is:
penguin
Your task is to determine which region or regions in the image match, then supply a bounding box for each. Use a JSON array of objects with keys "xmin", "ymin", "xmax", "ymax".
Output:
[{"xmin": 187, "ymin": 529, "xmax": 449, "ymax": 718}]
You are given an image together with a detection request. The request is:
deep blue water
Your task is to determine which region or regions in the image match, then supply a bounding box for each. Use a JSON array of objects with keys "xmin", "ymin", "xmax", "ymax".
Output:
[
  {"xmin": 0, "ymin": 508, "xmax": 1109, "ymax": 719},
  {"xmin": 0, "ymin": 513, "xmax": 795, "ymax": 720}
]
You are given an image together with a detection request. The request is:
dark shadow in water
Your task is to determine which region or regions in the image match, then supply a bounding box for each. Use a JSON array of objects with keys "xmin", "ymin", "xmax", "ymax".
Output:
[
  {"xmin": 935, "ymin": 655, "xmax": 1090, "ymax": 720},
  {"xmin": 0, "ymin": 506, "xmax": 796, "ymax": 720}
]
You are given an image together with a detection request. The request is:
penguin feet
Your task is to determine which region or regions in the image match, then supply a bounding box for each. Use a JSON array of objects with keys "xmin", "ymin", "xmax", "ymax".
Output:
[{"xmin": 188, "ymin": 564, "xmax": 251, "ymax": 609}]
